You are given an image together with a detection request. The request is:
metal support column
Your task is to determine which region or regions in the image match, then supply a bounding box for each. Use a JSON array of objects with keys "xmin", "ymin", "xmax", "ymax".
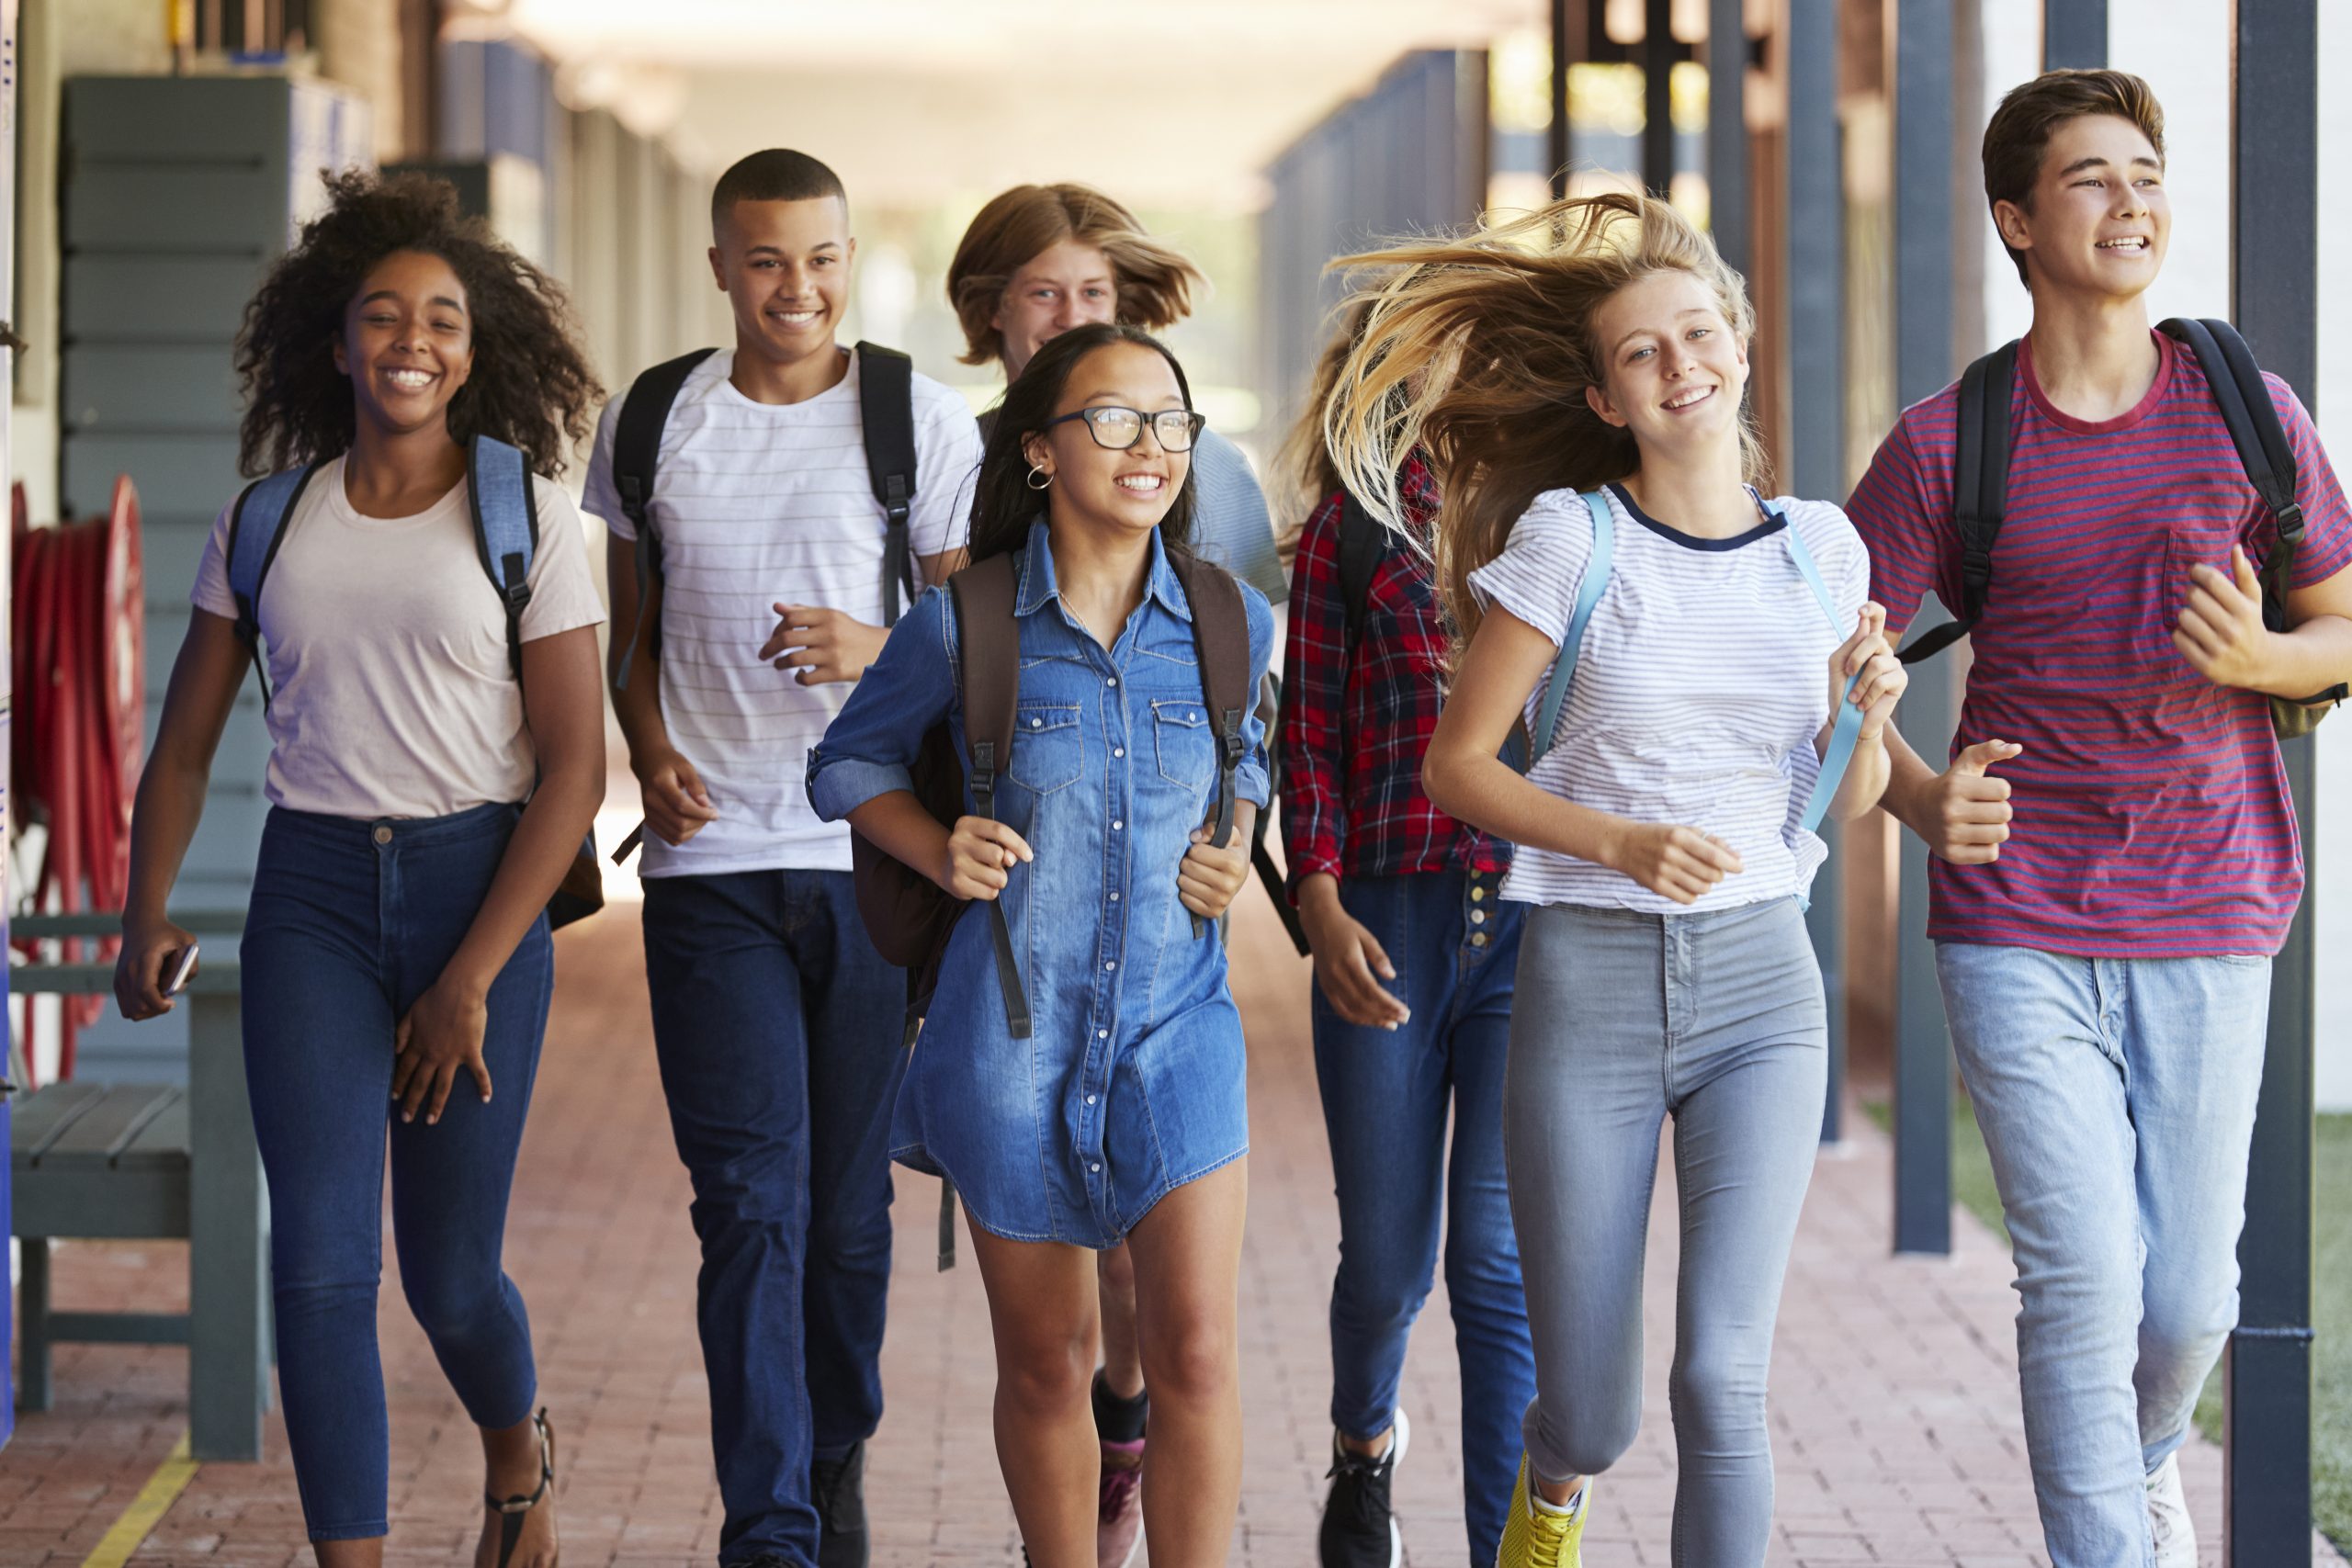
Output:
[
  {"xmin": 2224, "ymin": 0, "xmax": 2318, "ymax": 1553},
  {"xmin": 1645, "ymin": 0, "xmax": 1676, "ymax": 197},
  {"xmin": 1550, "ymin": 0, "xmax": 1574, "ymax": 197},
  {"xmin": 1705, "ymin": 0, "xmax": 1747, "ymax": 276},
  {"xmin": 1786, "ymin": 0, "xmax": 1845, "ymax": 1141},
  {"xmin": 1890, "ymin": 0, "xmax": 1957, "ymax": 1254},
  {"xmin": 2041, "ymin": 0, "xmax": 2107, "ymax": 70}
]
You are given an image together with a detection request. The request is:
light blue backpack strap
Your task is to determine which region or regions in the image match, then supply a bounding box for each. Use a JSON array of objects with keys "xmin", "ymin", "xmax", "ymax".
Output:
[
  {"xmin": 468, "ymin": 435, "xmax": 538, "ymax": 680},
  {"xmin": 1526, "ymin": 489, "xmax": 1615, "ymax": 768},
  {"xmin": 223, "ymin": 462, "xmax": 321, "ymax": 706},
  {"xmin": 1780, "ymin": 509, "xmax": 1863, "ymax": 837}
]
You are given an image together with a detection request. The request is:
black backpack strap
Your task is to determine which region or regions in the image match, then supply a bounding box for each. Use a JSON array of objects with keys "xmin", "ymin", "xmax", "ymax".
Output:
[
  {"xmin": 951, "ymin": 553, "xmax": 1031, "ymax": 1038},
  {"xmin": 2162, "ymin": 319, "xmax": 2301, "ymax": 536},
  {"xmin": 1899, "ymin": 339, "xmax": 2018, "ymax": 665},
  {"xmin": 2159, "ymin": 317, "xmax": 2346, "ymax": 709},
  {"xmin": 610, "ymin": 347, "xmax": 718, "ymax": 692},
  {"xmin": 1337, "ymin": 491, "xmax": 1385, "ymax": 653},
  {"xmin": 857, "ymin": 342, "xmax": 921, "ymax": 626},
  {"xmin": 1170, "ymin": 554, "xmax": 1254, "ymax": 941}
]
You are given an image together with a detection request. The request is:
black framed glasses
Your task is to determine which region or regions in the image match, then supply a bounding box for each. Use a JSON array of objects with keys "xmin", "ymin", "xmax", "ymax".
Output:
[{"xmin": 1042, "ymin": 406, "xmax": 1205, "ymax": 453}]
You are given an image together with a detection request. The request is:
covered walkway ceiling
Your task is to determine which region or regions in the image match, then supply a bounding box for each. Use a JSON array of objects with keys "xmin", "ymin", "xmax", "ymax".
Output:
[{"xmin": 503, "ymin": 0, "xmax": 1540, "ymax": 211}]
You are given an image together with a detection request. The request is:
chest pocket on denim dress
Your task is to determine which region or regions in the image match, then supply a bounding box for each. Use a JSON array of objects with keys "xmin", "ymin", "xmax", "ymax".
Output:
[
  {"xmin": 1151, "ymin": 698, "xmax": 1216, "ymax": 792},
  {"xmin": 1009, "ymin": 703, "xmax": 1084, "ymax": 794}
]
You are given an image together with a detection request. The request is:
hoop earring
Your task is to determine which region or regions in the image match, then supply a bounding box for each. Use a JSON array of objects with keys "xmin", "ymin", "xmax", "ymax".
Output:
[{"xmin": 1026, "ymin": 465, "xmax": 1054, "ymax": 491}]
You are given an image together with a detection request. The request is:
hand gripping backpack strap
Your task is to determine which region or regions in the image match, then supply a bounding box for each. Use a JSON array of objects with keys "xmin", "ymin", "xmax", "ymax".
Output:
[
  {"xmin": 2158, "ymin": 318, "xmax": 2346, "ymax": 716},
  {"xmin": 1897, "ymin": 339, "xmax": 2018, "ymax": 665},
  {"xmin": 610, "ymin": 347, "xmax": 718, "ymax": 694},
  {"xmin": 1778, "ymin": 513, "xmax": 1866, "ymax": 839},
  {"xmin": 1170, "ymin": 554, "xmax": 1254, "ymax": 941},
  {"xmin": 857, "ymin": 343, "xmax": 921, "ymax": 627},
  {"xmin": 223, "ymin": 462, "xmax": 322, "ymax": 708},
  {"xmin": 1526, "ymin": 490, "xmax": 1617, "ymax": 768},
  {"xmin": 953, "ymin": 554, "xmax": 1032, "ymax": 1037}
]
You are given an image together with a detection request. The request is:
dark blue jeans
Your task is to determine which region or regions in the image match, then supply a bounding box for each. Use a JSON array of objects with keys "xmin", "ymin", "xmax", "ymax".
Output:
[
  {"xmin": 242, "ymin": 803, "xmax": 551, "ymax": 1540},
  {"xmin": 1311, "ymin": 869, "xmax": 1535, "ymax": 1565},
  {"xmin": 641, "ymin": 869, "xmax": 901, "ymax": 1568}
]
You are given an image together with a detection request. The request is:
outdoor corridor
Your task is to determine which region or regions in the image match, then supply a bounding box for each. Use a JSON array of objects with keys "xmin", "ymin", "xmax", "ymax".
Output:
[{"xmin": 2, "ymin": 897, "xmax": 2338, "ymax": 1567}]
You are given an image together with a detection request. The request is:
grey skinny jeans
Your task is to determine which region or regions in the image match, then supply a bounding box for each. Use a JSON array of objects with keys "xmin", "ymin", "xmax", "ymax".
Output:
[{"xmin": 1504, "ymin": 897, "xmax": 1826, "ymax": 1568}]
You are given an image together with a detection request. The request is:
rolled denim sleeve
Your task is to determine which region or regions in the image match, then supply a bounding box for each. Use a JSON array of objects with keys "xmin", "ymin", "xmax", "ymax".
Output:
[
  {"xmin": 808, "ymin": 584, "xmax": 958, "ymax": 823},
  {"xmin": 1234, "ymin": 587, "xmax": 1276, "ymax": 809}
]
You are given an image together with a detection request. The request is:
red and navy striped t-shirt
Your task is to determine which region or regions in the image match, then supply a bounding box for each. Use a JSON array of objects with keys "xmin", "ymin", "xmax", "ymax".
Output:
[{"xmin": 1847, "ymin": 330, "xmax": 2352, "ymax": 958}]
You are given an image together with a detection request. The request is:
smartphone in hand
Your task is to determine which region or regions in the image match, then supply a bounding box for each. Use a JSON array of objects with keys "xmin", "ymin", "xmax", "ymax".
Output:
[{"xmin": 164, "ymin": 943, "xmax": 200, "ymax": 998}]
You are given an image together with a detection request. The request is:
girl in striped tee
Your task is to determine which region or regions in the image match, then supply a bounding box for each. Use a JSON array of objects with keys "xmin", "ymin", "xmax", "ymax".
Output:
[{"xmin": 1325, "ymin": 193, "xmax": 1907, "ymax": 1565}]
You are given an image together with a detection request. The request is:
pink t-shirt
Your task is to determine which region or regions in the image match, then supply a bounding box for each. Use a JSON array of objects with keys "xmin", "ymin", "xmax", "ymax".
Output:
[{"xmin": 1848, "ymin": 330, "xmax": 2352, "ymax": 958}]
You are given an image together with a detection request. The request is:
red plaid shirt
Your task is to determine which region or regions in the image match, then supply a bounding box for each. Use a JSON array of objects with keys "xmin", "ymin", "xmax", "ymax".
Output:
[{"xmin": 1279, "ymin": 457, "xmax": 1509, "ymax": 891}]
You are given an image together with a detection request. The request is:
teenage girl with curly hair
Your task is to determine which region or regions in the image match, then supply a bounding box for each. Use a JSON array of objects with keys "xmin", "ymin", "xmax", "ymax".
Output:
[
  {"xmin": 114, "ymin": 170, "xmax": 606, "ymax": 1568},
  {"xmin": 1329, "ymin": 194, "xmax": 1905, "ymax": 1564}
]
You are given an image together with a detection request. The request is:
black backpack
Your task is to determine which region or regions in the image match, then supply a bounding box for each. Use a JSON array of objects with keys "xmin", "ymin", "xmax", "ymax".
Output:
[
  {"xmin": 1895, "ymin": 317, "xmax": 2346, "ymax": 738},
  {"xmin": 607, "ymin": 342, "xmax": 922, "ymax": 863}
]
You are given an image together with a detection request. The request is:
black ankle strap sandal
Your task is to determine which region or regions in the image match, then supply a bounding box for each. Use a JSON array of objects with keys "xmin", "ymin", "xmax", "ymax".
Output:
[{"xmin": 486, "ymin": 1408, "xmax": 556, "ymax": 1568}]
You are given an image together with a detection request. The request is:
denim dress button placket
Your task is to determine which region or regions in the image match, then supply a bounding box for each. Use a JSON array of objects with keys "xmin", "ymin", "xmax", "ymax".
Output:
[{"xmin": 1080, "ymin": 649, "xmax": 1134, "ymax": 1221}]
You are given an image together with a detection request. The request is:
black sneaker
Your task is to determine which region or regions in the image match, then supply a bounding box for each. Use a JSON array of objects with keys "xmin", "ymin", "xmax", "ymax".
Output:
[
  {"xmin": 812, "ymin": 1441, "xmax": 869, "ymax": 1568},
  {"xmin": 1318, "ymin": 1408, "xmax": 1409, "ymax": 1568}
]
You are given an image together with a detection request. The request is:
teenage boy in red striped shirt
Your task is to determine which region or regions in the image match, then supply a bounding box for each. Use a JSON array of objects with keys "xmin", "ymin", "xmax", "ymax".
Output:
[{"xmin": 1848, "ymin": 69, "xmax": 2352, "ymax": 1567}]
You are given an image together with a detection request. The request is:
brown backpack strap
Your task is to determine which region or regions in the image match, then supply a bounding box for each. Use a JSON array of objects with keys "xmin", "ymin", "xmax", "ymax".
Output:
[
  {"xmin": 1170, "ymin": 553, "xmax": 1254, "ymax": 940},
  {"xmin": 948, "ymin": 554, "xmax": 1031, "ymax": 1036}
]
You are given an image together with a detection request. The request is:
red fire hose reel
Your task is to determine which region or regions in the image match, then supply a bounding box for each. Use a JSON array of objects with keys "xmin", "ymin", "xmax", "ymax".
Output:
[{"xmin": 10, "ymin": 477, "xmax": 146, "ymax": 1082}]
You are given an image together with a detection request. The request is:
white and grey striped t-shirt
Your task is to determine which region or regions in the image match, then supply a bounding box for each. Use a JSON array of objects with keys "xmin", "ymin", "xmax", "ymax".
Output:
[
  {"xmin": 1467, "ymin": 484, "xmax": 1869, "ymax": 913},
  {"xmin": 584, "ymin": 348, "xmax": 981, "ymax": 877}
]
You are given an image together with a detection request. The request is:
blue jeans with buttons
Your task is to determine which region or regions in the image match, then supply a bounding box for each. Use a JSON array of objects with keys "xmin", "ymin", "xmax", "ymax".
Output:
[
  {"xmin": 1313, "ymin": 870, "xmax": 1534, "ymax": 1564},
  {"xmin": 240, "ymin": 802, "xmax": 551, "ymax": 1541}
]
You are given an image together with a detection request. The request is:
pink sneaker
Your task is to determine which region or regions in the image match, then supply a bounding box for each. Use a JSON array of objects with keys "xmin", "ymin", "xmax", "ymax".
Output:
[{"xmin": 1097, "ymin": 1437, "xmax": 1146, "ymax": 1568}]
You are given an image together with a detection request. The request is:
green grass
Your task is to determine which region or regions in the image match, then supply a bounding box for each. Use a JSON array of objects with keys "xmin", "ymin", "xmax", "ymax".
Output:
[{"xmin": 1862, "ymin": 1100, "xmax": 2352, "ymax": 1552}]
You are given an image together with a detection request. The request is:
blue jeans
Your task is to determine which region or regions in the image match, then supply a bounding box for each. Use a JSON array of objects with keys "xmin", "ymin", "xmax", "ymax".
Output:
[
  {"xmin": 242, "ymin": 803, "xmax": 551, "ymax": 1540},
  {"xmin": 641, "ymin": 869, "xmax": 901, "ymax": 1568},
  {"xmin": 1937, "ymin": 942, "xmax": 2271, "ymax": 1568},
  {"xmin": 1312, "ymin": 870, "xmax": 1534, "ymax": 1564}
]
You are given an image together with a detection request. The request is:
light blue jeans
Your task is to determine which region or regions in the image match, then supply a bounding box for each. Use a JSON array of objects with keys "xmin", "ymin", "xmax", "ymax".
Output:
[
  {"xmin": 1505, "ymin": 897, "xmax": 1826, "ymax": 1568},
  {"xmin": 1937, "ymin": 942, "xmax": 2272, "ymax": 1568}
]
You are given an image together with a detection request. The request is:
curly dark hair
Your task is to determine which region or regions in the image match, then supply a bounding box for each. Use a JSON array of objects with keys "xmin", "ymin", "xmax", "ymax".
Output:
[
  {"xmin": 234, "ymin": 169, "xmax": 602, "ymax": 478},
  {"xmin": 970, "ymin": 323, "xmax": 1199, "ymax": 565}
]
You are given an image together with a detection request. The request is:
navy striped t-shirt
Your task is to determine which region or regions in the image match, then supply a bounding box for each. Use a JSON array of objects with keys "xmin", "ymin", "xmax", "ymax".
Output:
[{"xmin": 1847, "ymin": 330, "xmax": 2352, "ymax": 958}]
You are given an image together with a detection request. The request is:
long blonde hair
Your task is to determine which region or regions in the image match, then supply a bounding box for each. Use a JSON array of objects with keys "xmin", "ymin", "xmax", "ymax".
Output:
[{"xmin": 1324, "ymin": 192, "xmax": 1767, "ymax": 641}]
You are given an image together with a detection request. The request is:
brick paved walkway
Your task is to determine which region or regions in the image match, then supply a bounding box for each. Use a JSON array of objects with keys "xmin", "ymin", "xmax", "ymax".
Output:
[{"xmin": 3, "ymin": 898, "xmax": 2340, "ymax": 1566}]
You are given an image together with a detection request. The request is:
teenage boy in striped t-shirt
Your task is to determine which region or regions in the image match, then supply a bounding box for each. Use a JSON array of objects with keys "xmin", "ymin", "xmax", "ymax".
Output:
[
  {"xmin": 587, "ymin": 151, "xmax": 980, "ymax": 1568},
  {"xmin": 1849, "ymin": 71, "xmax": 2352, "ymax": 1566}
]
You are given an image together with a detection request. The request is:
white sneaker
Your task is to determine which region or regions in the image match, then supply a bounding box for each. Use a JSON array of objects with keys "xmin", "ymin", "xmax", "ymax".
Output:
[{"xmin": 2145, "ymin": 1453, "xmax": 2198, "ymax": 1568}]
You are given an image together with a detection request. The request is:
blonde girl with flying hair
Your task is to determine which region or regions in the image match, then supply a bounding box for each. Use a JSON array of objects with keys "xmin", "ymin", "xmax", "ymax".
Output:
[{"xmin": 1329, "ymin": 193, "xmax": 1906, "ymax": 1565}]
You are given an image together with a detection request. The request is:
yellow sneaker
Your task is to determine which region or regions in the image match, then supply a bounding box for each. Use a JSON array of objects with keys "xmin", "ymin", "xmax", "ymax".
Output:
[{"xmin": 1495, "ymin": 1455, "xmax": 1587, "ymax": 1567}]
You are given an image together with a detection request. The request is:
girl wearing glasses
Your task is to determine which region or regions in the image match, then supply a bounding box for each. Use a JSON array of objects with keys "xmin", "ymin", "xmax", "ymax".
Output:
[
  {"xmin": 1328, "ymin": 195, "xmax": 1905, "ymax": 1565},
  {"xmin": 809, "ymin": 323, "xmax": 1272, "ymax": 1568}
]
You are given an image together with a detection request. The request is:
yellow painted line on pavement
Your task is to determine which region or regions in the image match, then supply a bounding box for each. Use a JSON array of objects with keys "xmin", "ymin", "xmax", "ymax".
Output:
[{"xmin": 78, "ymin": 1431, "xmax": 197, "ymax": 1568}]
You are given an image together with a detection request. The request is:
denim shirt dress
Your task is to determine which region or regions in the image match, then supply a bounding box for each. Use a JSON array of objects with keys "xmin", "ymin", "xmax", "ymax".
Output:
[{"xmin": 808, "ymin": 521, "xmax": 1274, "ymax": 1247}]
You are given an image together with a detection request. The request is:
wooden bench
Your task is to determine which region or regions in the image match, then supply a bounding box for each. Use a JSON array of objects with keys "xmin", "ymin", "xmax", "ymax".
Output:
[{"xmin": 10, "ymin": 911, "xmax": 270, "ymax": 1461}]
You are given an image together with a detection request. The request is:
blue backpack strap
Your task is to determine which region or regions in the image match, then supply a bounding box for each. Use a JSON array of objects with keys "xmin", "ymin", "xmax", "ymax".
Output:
[
  {"xmin": 1525, "ymin": 489, "xmax": 1615, "ymax": 769},
  {"xmin": 468, "ymin": 435, "xmax": 538, "ymax": 681},
  {"xmin": 1778, "ymin": 507, "xmax": 1864, "ymax": 837},
  {"xmin": 222, "ymin": 462, "xmax": 321, "ymax": 707}
]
